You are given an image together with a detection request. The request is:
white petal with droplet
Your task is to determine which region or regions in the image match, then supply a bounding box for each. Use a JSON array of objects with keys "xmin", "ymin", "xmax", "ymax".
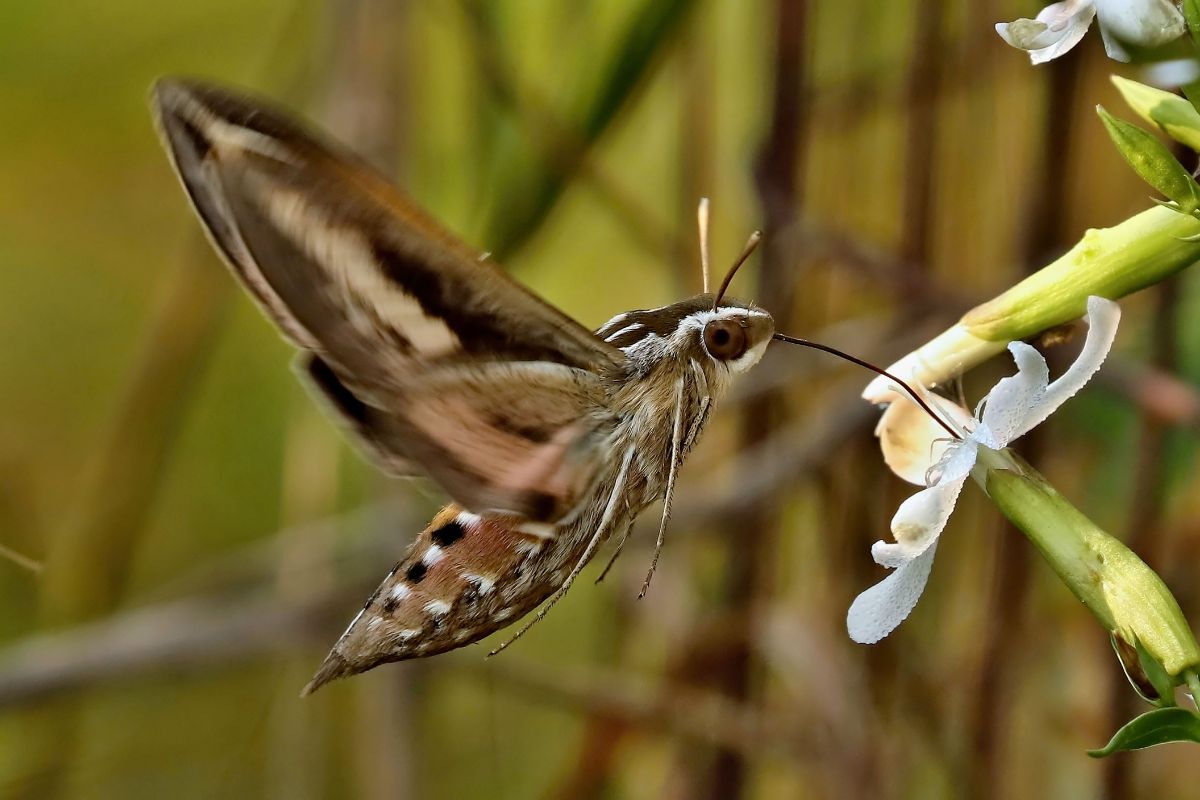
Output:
[
  {"xmin": 872, "ymin": 450, "xmax": 972, "ymax": 567},
  {"xmin": 1094, "ymin": 0, "xmax": 1185, "ymax": 50},
  {"xmin": 847, "ymin": 542, "xmax": 939, "ymax": 644},
  {"xmin": 1010, "ymin": 296, "xmax": 1120, "ymax": 440},
  {"xmin": 996, "ymin": 0, "xmax": 1096, "ymax": 64},
  {"xmin": 980, "ymin": 342, "xmax": 1049, "ymax": 448}
]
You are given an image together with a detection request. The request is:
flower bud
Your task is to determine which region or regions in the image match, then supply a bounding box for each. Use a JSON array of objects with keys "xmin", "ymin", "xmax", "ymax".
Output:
[
  {"xmin": 981, "ymin": 452, "xmax": 1200, "ymax": 677},
  {"xmin": 1097, "ymin": 106, "xmax": 1200, "ymax": 213},
  {"xmin": 1111, "ymin": 76, "xmax": 1200, "ymax": 151}
]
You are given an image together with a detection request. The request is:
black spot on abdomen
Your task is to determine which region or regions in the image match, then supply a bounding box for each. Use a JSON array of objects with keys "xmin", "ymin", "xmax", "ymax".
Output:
[{"xmin": 431, "ymin": 520, "xmax": 466, "ymax": 547}]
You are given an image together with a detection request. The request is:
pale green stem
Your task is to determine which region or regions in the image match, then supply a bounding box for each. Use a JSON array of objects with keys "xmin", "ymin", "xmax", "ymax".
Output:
[
  {"xmin": 975, "ymin": 449, "xmax": 1200, "ymax": 678},
  {"xmin": 864, "ymin": 205, "xmax": 1200, "ymax": 400},
  {"xmin": 964, "ymin": 206, "xmax": 1200, "ymax": 339}
]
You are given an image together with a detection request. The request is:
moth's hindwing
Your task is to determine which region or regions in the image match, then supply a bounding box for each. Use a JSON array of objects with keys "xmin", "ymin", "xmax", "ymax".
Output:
[
  {"xmin": 304, "ymin": 505, "xmax": 570, "ymax": 693},
  {"xmin": 151, "ymin": 78, "xmax": 624, "ymax": 520},
  {"xmin": 302, "ymin": 355, "xmax": 419, "ymax": 476},
  {"xmin": 378, "ymin": 360, "xmax": 617, "ymax": 522}
]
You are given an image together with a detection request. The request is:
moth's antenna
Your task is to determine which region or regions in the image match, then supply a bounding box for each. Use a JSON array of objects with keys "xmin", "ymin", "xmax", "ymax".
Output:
[
  {"xmin": 712, "ymin": 230, "xmax": 762, "ymax": 310},
  {"xmin": 595, "ymin": 522, "xmax": 634, "ymax": 584},
  {"xmin": 698, "ymin": 197, "xmax": 712, "ymax": 294},
  {"xmin": 772, "ymin": 332, "xmax": 961, "ymax": 440}
]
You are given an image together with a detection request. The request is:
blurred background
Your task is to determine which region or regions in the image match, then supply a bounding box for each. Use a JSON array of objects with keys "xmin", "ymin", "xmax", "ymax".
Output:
[{"xmin": 2, "ymin": 0, "xmax": 1200, "ymax": 797}]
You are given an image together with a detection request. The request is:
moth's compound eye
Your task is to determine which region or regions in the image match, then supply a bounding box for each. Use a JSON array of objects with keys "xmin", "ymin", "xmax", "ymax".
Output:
[{"xmin": 703, "ymin": 318, "xmax": 748, "ymax": 361}]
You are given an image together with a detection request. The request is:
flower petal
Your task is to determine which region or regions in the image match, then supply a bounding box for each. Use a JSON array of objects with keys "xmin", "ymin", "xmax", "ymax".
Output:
[
  {"xmin": 851, "ymin": 406, "xmax": 979, "ymax": 645},
  {"xmin": 876, "ymin": 393, "xmax": 973, "ymax": 486},
  {"xmin": 996, "ymin": 0, "xmax": 1096, "ymax": 64},
  {"xmin": 1141, "ymin": 58, "xmax": 1200, "ymax": 90},
  {"xmin": 1008, "ymin": 296, "xmax": 1121, "ymax": 441},
  {"xmin": 873, "ymin": 445, "xmax": 975, "ymax": 567},
  {"xmin": 1097, "ymin": 22, "xmax": 1131, "ymax": 62},
  {"xmin": 979, "ymin": 342, "xmax": 1049, "ymax": 448},
  {"xmin": 1095, "ymin": 0, "xmax": 1186, "ymax": 50},
  {"xmin": 847, "ymin": 542, "xmax": 939, "ymax": 644}
]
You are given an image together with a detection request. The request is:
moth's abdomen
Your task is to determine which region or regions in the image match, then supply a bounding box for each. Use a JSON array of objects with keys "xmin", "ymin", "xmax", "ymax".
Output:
[{"xmin": 303, "ymin": 504, "xmax": 567, "ymax": 693}]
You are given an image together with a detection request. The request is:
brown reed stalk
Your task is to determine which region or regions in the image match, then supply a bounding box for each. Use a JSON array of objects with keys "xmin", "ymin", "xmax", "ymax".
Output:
[
  {"xmin": 675, "ymin": 1, "xmax": 809, "ymax": 797},
  {"xmin": 967, "ymin": 41, "xmax": 1082, "ymax": 799}
]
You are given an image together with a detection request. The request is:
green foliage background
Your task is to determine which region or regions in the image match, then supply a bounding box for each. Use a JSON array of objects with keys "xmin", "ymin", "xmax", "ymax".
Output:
[{"xmin": 2, "ymin": 1, "xmax": 1200, "ymax": 797}]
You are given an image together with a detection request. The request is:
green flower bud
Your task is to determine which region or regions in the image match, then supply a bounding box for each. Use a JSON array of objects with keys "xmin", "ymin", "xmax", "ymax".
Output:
[
  {"xmin": 1097, "ymin": 106, "xmax": 1200, "ymax": 213},
  {"xmin": 980, "ymin": 451, "xmax": 1200, "ymax": 677},
  {"xmin": 1111, "ymin": 76, "xmax": 1200, "ymax": 152}
]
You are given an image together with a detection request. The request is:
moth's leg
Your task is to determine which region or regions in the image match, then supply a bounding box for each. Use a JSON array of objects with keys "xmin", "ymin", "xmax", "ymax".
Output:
[
  {"xmin": 594, "ymin": 519, "xmax": 636, "ymax": 584},
  {"xmin": 488, "ymin": 447, "xmax": 636, "ymax": 656},
  {"xmin": 639, "ymin": 376, "xmax": 686, "ymax": 598}
]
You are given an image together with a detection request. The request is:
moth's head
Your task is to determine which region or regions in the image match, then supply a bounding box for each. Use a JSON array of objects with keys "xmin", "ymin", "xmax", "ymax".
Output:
[
  {"xmin": 689, "ymin": 297, "xmax": 775, "ymax": 374},
  {"xmin": 598, "ymin": 295, "xmax": 774, "ymax": 380}
]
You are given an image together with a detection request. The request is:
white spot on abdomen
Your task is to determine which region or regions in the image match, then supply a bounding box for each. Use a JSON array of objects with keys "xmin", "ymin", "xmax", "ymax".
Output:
[
  {"xmin": 456, "ymin": 511, "xmax": 483, "ymax": 528},
  {"xmin": 515, "ymin": 540, "xmax": 544, "ymax": 556},
  {"xmin": 463, "ymin": 573, "xmax": 496, "ymax": 595},
  {"xmin": 424, "ymin": 599, "xmax": 451, "ymax": 617},
  {"xmin": 395, "ymin": 628, "xmax": 420, "ymax": 640},
  {"xmin": 517, "ymin": 522, "xmax": 557, "ymax": 540}
]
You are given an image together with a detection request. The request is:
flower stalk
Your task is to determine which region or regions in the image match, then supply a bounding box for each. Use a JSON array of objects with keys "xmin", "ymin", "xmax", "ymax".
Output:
[{"xmin": 981, "ymin": 451, "xmax": 1200, "ymax": 677}]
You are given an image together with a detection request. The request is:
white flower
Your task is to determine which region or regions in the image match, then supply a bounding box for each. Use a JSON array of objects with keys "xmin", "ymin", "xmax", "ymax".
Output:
[
  {"xmin": 847, "ymin": 297, "xmax": 1121, "ymax": 644},
  {"xmin": 996, "ymin": 0, "xmax": 1185, "ymax": 65},
  {"xmin": 1141, "ymin": 57, "xmax": 1200, "ymax": 89}
]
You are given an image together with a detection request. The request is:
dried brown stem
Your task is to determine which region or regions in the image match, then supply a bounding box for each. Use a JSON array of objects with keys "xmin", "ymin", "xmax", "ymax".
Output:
[
  {"xmin": 0, "ymin": 589, "xmax": 814, "ymax": 769},
  {"xmin": 1104, "ymin": 278, "xmax": 1180, "ymax": 800},
  {"xmin": 681, "ymin": 2, "xmax": 809, "ymax": 797}
]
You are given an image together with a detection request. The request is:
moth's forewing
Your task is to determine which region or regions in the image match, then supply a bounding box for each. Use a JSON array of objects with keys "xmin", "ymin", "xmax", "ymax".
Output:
[
  {"xmin": 151, "ymin": 79, "xmax": 623, "ymax": 520},
  {"xmin": 152, "ymin": 79, "xmax": 621, "ymax": 379}
]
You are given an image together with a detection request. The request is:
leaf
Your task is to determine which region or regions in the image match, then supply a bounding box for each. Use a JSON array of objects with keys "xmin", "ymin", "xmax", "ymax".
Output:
[
  {"xmin": 1111, "ymin": 76, "xmax": 1200, "ymax": 152},
  {"xmin": 1183, "ymin": 78, "xmax": 1200, "ymax": 116},
  {"xmin": 1097, "ymin": 105, "xmax": 1200, "ymax": 214},
  {"xmin": 1088, "ymin": 707, "xmax": 1200, "ymax": 757},
  {"xmin": 1185, "ymin": 0, "xmax": 1200, "ymax": 50},
  {"xmin": 466, "ymin": 0, "xmax": 697, "ymax": 259}
]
